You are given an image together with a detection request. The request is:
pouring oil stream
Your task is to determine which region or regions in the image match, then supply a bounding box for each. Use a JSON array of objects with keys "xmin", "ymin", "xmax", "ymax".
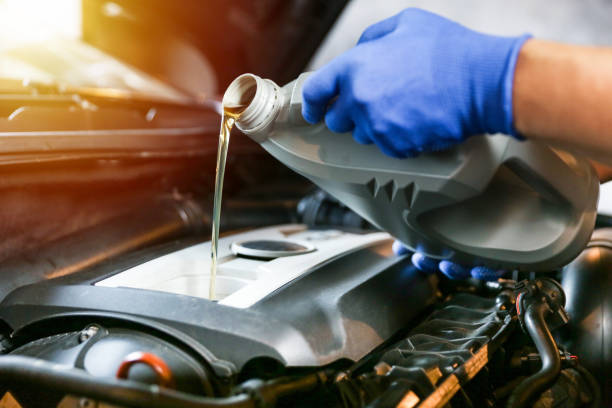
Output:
[{"xmin": 210, "ymin": 104, "xmax": 245, "ymax": 301}]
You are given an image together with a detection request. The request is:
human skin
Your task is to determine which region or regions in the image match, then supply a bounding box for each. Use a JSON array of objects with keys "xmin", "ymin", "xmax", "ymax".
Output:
[{"xmin": 513, "ymin": 39, "xmax": 612, "ymax": 181}]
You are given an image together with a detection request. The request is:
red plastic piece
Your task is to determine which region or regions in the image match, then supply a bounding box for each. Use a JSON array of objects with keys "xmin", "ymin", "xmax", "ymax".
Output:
[
  {"xmin": 516, "ymin": 292, "xmax": 523, "ymax": 316},
  {"xmin": 116, "ymin": 351, "xmax": 175, "ymax": 389}
]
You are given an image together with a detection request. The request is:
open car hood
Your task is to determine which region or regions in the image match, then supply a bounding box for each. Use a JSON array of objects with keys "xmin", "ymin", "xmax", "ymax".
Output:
[{"xmin": 0, "ymin": 0, "xmax": 348, "ymax": 294}]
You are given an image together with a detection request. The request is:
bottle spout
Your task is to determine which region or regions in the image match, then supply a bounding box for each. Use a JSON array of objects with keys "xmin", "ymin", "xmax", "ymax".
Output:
[{"xmin": 222, "ymin": 74, "xmax": 281, "ymax": 136}]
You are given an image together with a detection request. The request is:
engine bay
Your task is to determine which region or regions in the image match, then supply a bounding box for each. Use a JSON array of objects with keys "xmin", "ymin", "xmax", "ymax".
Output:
[
  {"xmin": 0, "ymin": 224, "xmax": 607, "ymax": 408},
  {"xmin": 0, "ymin": 1, "xmax": 609, "ymax": 407}
]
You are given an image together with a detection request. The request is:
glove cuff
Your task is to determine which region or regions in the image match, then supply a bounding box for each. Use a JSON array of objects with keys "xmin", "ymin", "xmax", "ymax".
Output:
[
  {"xmin": 500, "ymin": 34, "xmax": 532, "ymax": 140},
  {"xmin": 470, "ymin": 33, "xmax": 532, "ymax": 140}
]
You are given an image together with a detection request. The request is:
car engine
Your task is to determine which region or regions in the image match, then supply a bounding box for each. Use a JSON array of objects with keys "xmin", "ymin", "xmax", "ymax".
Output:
[
  {"xmin": 0, "ymin": 219, "xmax": 607, "ymax": 408},
  {"xmin": 0, "ymin": 1, "xmax": 609, "ymax": 407}
]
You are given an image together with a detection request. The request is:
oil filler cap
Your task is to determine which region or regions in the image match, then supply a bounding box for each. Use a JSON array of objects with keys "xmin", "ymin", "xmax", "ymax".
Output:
[{"xmin": 231, "ymin": 239, "xmax": 315, "ymax": 259}]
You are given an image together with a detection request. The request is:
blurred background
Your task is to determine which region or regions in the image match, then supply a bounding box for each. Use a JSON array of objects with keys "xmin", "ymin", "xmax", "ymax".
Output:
[
  {"xmin": 310, "ymin": 0, "xmax": 612, "ymax": 68},
  {"xmin": 1, "ymin": 0, "xmax": 612, "ymax": 290},
  {"xmin": 0, "ymin": 0, "xmax": 346, "ymax": 293}
]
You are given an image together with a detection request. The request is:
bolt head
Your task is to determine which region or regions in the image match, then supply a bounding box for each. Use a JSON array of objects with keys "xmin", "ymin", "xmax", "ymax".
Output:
[
  {"xmin": 78, "ymin": 325, "xmax": 99, "ymax": 343},
  {"xmin": 78, "ymin": 398, "xmax": 97, "ymax": 408}
]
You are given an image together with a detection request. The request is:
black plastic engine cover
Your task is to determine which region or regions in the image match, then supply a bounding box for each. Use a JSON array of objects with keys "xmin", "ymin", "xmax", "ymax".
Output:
[{"xmin": 0, "ymin": 240, "xmax": 436, "ymax": 374}]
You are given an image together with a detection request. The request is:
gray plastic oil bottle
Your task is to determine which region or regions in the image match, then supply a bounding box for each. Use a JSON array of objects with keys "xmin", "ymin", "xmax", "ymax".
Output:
[{"xmin": 222, "ymin": 73, "xmax": 599, "ymax": 271}]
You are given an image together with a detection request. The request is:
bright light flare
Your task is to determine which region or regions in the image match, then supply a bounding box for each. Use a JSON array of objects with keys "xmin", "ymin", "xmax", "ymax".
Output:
[
  {"xmin": 0, "ymin": 0, "xmax": 81, "ymax": 50},
  {"xmin": 0, "ymin": 0, "xmax": 189, "ymax": 103}
]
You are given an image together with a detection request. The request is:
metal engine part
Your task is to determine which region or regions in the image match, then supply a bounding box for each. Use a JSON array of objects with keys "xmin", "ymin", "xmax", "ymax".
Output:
[
  {"xmin": 4, "ymin": 324, "xmax": 215, "ymax": 407},
  {"xmin": 0, "ymin": 226, "xmax": 604, "ymax": 408},
  {"xmin": 333, "ymin": 290, "xmax": 516, "ymax": 407},
  {"xmin": 560, "ymin": 228, "xmax": 612, "ymax": 404}
]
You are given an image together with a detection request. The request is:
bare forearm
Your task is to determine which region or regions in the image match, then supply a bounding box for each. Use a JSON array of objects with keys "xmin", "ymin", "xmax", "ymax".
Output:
[
  {"xmin": 514, "ymin": 40, "xmax": 612, "ymax": 165},
  {"xmin": 589, "ymin": 159, "xmax": 612, "ymax": 183}
]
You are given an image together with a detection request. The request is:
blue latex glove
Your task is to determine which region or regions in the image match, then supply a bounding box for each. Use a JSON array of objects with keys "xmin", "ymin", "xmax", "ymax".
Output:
[
  {"xmin": 392, "ymin": 241, "xmax": 505, "ymax": 282},
  {"xmin": 302, "ymin": 8, "xmax": 530, "ymax": 158}
]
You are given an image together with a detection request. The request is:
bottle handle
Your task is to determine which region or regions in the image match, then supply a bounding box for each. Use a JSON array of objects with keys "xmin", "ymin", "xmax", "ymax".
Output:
[{"xmin": 501, "ymin": 140, "xmax": 597, "ymax": 211}]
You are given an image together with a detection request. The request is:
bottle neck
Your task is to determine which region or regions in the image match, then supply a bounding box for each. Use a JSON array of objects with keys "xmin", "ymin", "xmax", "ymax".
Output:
[{"xmin": 222, "ymin": 74, "xmax": 281, "ymax": 135}]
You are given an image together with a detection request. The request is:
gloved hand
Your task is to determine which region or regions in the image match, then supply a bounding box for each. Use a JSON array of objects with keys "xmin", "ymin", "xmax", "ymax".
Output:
[
  {"xmin": 302, "ymin": 8, "xmax": 530, "ymax": 158},
  {"xmin": 392, "ymin": 241, "xmax": 505, "ymax": 281}
]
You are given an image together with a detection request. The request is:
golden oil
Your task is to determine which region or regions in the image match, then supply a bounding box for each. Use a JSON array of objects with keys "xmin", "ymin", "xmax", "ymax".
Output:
[{"xmin": 210, "ymin": 104, "xmax": 246, "ymax": 301}]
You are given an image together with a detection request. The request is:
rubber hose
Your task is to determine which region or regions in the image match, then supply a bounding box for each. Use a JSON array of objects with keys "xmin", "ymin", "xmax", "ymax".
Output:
[
  {"xmin": 0, "ymin": 356, "xmax": 255, "ymax": 408},
  {"xmin": 507, "ymin": 302, "xmax": 561, "ymax": 408},
  {"xmin": 575, "ymin": 365, "xmax": 602, "ymax": 408}
]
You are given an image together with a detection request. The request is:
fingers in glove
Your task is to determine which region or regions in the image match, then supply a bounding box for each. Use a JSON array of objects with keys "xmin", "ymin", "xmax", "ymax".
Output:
[
  {"xmin": 354, "ymin": 117, "xmax": 409, "ymax": 158},
  {"xmin": 325, "ymin": 97, "xmax": 355, "ymax": 133},
  {"xmin": 470, "ymin": 266, "xmax": 505, "ymax": 281},
  {"xmin": 392, "ymin": 240, "xmax": 410, "ymax": 255},
  {"xmin": 352, "ymin": 126, "xmax": 373, "ymax": 145},
  {"xmin": 357, "ymin": 14, "xmax": 400, "ymax": 44},
  {"xmin": 301, "ymin": 58, "xmax": 346, "ymax": 124},
  {"xmin": 439, "ymin": 260, "xmax": 471, "ymax": 280},
  {"xmin": 411, "ymin": 252, "xmax": 439, "ymax": 274},
  {"xmin": 371, "ymin": 134, "xmax": 417, "ymax": 159}
]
